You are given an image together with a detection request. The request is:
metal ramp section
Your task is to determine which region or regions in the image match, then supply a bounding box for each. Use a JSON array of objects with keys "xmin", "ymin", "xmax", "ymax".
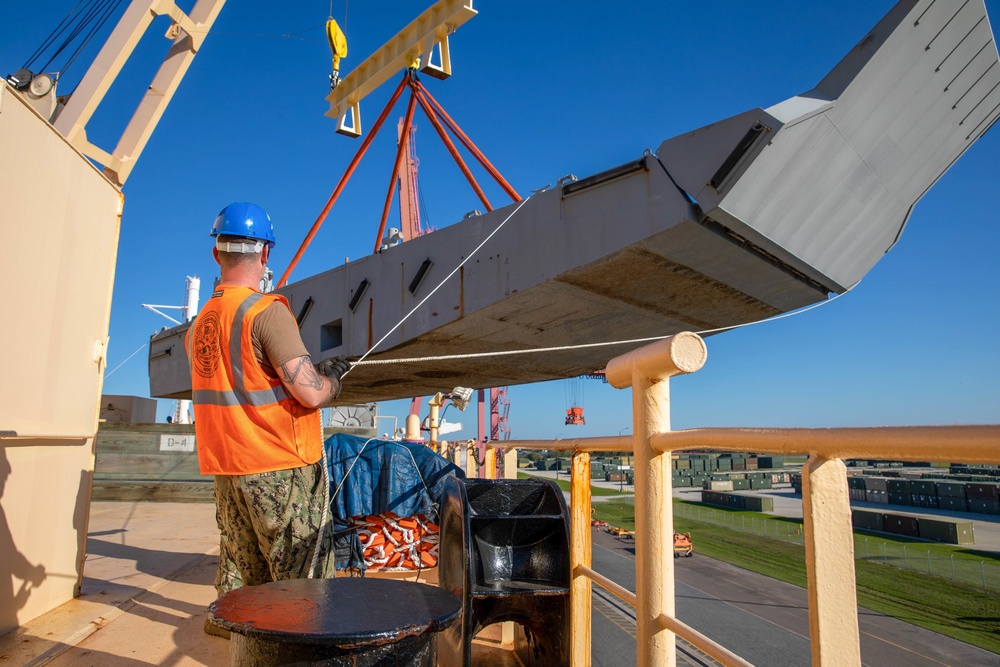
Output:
[
  {"xmin": 149, "ymin": 0, "xmax": 999, "ymax": 405},
  {"xmin": 659, "ymin": 0, "xmax": 1000, "ymax": 292}
]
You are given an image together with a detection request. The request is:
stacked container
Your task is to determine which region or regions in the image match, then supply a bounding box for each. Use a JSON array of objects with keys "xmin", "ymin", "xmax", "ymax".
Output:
[{"xmin": 864, "ymin": 477, "xmax": 889, "ymax": 504}]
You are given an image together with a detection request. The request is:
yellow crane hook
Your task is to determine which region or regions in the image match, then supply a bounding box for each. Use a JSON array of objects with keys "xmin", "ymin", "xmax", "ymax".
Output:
[{"xmin": 327, "ymin": 18, "xmax": 348, "ymax": 89}]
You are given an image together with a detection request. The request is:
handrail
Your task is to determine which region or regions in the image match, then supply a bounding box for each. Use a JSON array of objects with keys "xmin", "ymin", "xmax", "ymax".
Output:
[
  {"xmin": 498, "ymin": 435, "xmax": 632, "ymax": 452},
  {"xmin": 485, "ymin": 333, "xmax": 999, "ymax": 666},
  {"xmin": 654, "ymin": 611, "xmax": 754, "ymax": 667},
  {"xmin": 650, "ymin": 425, "xmax": 1000, "ymax": 463},
  {"xmin": 492, "ymin": 424, "xmax": 1000, "ymax": 462}
]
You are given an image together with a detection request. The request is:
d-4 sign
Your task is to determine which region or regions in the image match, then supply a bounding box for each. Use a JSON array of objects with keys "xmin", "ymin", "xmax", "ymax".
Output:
[{"xmin": 159, "ymin": 434, "xmax": 195, "ymax": 453}]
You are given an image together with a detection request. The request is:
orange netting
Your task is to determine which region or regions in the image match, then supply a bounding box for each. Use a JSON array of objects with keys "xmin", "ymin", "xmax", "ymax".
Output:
[{"xmin": 350, "ymin": 511, "xmax": 440, "ymax": 571}]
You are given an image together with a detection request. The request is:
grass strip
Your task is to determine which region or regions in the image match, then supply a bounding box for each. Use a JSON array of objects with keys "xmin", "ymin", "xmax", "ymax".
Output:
[{"xmin": 592, "ymin": 498, "xmax": 1000, "ymax": 654}]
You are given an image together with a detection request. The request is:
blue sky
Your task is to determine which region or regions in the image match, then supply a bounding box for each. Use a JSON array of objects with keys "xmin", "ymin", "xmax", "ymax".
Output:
[{"xmin": 3, "ymin": 1, "xmax": 998, "ymax": 440}]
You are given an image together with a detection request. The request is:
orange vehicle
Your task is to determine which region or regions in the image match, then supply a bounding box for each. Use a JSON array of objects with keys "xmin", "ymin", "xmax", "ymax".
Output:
[
  {"xmin": 607, "ymin": 526, "xmax": 635, "ymax": 540},
  {"xmin": 673, "ymin": 532, "xmax": 693, "ymax": 558}
]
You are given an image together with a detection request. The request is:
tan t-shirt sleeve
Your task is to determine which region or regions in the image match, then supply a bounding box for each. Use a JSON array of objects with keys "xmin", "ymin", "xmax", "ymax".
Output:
[{"xmin": 252, "ymin": 301, "xmax": 310, "ymax": 379}]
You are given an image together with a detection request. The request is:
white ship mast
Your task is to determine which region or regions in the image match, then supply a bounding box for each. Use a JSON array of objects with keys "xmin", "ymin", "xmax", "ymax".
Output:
[{"xmin": 143, "ymin": 276, "xmax": 200, "ymax": 423}]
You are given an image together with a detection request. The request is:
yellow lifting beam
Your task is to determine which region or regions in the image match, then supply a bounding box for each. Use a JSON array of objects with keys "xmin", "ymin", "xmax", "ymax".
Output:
[{"xmin": 325, "ymin": 0, "xmax": 477, "ymax": 138}]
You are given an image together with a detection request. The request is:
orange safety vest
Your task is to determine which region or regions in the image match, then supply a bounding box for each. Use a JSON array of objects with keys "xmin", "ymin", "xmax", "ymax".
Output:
[{"xmin": 187, "ymin": 285, "xmax": 322, "ymax": 475}]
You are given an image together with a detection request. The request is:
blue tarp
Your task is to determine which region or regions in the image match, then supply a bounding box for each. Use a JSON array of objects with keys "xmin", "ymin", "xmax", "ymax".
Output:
[{"xmin": 323, "ymin": 433, "xmax": 464, "ymax": 570}]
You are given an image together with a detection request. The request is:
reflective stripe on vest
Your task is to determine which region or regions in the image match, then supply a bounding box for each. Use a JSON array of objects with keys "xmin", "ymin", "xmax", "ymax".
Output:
[
  {"xmin": 192, "ymin": 385, "xmax": 289, "ymax": 407},
  {"xmin": 229, "ymin": 291, "xmax": 262, "ymax": 406}
]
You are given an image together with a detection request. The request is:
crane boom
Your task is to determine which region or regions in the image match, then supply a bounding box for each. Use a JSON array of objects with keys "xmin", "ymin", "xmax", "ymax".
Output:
[{"xmin": 53, "ymin": 0, "xmax": 227, "ymax": 186}]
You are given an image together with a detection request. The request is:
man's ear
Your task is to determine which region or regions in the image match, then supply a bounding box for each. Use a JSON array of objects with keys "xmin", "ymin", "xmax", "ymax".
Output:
[
  {"xmin": 262, "ymin": 244, "xmax": 270, "ymax": 266},
  {"xmin": 212, "ymin": 246, "xmax": 221, "ymax": 265}
]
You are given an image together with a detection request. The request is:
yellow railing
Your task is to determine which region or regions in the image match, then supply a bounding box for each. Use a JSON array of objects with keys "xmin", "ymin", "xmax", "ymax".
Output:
[{"xmin": 483, "ymin": 333, "xmax": 1000, "ymax": 667}]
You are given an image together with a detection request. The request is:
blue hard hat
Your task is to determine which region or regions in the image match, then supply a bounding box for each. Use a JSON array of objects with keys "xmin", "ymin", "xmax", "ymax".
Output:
[{"xmin": 210, "ymin": 202, "xmax": 276, "ymax": 247}]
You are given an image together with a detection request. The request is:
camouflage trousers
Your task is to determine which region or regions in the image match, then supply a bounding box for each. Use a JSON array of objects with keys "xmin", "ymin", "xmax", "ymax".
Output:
[{"xmin": 213, "ymin": 459, "xmax": 335, "ymax": 596}]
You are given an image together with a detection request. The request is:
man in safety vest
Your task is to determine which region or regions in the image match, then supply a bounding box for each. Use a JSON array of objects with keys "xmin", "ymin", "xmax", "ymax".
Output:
[{"xmin": 187, "ymin": 202, "xmax": 350, "ymax": 613}]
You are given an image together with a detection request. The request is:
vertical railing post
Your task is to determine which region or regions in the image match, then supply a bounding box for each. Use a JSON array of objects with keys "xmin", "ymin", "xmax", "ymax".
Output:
[
  {"xmin": 502, "ymin": 446, "xmax": 517, "ymax": 647},
  {"xmin": 632, "ymin": 369, "xmax": 674, "ymax": 667},
  {"xmin": 503, "ymin": 448, "xmax": 517, "ymax": 480},
  {"xmin": 570, "ymin": 451, "xmax": 592, "ymax": 667},
  {"xmin": 465, "ymin": 441, "xmax": 478, "ymax": 479},
  {"xmin": 606, "ymin": 332, "xmax": 707, "ymax": 667},
  {"xmin": 802, "ymin": 455, "xmax": 861, "ymax": 666},
  {"xmin": 485, "ymin": 447, "xmax": 497, "ymax": 480}
]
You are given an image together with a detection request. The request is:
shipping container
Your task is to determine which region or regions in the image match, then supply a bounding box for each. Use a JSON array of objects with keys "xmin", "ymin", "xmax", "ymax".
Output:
[
  {"xmin": 938, "ymin": 496, "xmax": 968, "ymax": 512},
  {"xmin": 732, "ymin": 479, "xmax": 751, "ymax": 491},
  {"xmin": 757, "ymin": 456, "xmax": 785, "ymax": 469},
  {"xmin": 917, "ymin": 518, "xmax": 975, "ymax": 545},
  {"xmin": 864, "ymin": 477, "xmax": 889, "ymax": 492},
  {"xmin": 865, "ymin": 490, "xmax": 888, "ymax": 504},
  {"xmin": 886, "ymin": 479, "xmax": 911, "ymax": 494},
  {"xmin": 749, "ymin": 478, "xmax": 773, "ymax": 490},
  {"xmin": 700, "ymin": 491, "xmax": 726, "ymax": 508},
  {"xmin": 883, "ymin": 513, "xmax": 920, "ymax": 537},
  {"xmin": 966, "ymin": 483, "xmax": 1000, "ymax": 501},
  {"xmin": 967, "ymin": 499, "xmax": 1000, "ymax": 515},
  {"xmin": 742, "ymin": 496, "xmax": 774, "ymax": 512},
  {"xmin": 936, "ymin": 481, "xmax": 966, "ymax": 498},
  {"xmin": 911, "ymin": 480, "xmax": 937, "ymax": 495},
  {"xmin": 851, "ymin": 510, "xmax": 885, "ymax": 532},
  {"xmin": 704, "ymin": 480, "xmax": 733, "ymax": 492},
  {"xmin": 848, "ymin": 476, "xmax": 867, "ymax": 490},
  {"xmin": 727, "ymin": 494, "xmax": 746, "ymax": 510},
  {"xmin": 887, "ymin": 492, "xmax": 910, "ymax": 506}
]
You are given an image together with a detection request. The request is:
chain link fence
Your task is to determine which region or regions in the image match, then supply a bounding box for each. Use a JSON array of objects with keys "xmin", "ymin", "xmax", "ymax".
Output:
[{"xmin": 673, "ymin": 502, "xmax": 1000, "ymax": 591}]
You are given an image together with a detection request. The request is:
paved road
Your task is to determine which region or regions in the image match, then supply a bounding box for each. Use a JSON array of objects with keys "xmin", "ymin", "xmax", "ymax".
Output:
[{"xmin": 588, "ymin": 527, "xmax": 1000, "ymax": 666}]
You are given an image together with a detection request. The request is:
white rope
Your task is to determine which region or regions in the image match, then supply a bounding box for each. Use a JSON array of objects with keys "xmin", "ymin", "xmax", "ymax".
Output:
[
  {"xmin": 352, "ymin": 281, "xmax": 860, "ymax": 368},
  {"xmin": 104, "ymin": 341, "xmax": 147, "ymax": 378},
  {"xmin": 308, "ymin": 443, "xmax": 332, "ymax": 578},
  {"xmin": 330, "ymin": 437, "xmax": 379, "ymax": 504},
  {"xmin": 341, "ymin": 195, "xmax": 532, "ymax": 378}
]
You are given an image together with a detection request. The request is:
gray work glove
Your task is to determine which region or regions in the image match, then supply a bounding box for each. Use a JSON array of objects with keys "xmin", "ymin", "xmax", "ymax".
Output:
[{"xmin": 317, "ymin": 356, "xmax": 351, "ymax": 382}]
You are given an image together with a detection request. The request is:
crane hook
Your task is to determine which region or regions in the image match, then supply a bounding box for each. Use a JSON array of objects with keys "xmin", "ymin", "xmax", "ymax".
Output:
[{"xmin": 327, "ymin": 18, "xmax": 348, "ymax": 89}]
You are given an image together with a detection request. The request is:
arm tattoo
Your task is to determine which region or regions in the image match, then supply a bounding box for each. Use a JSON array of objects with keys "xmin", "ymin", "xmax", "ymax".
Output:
[
  {"xmin": 281, "ymin": 356, "xmax": 325, "ymax": 391},
  {"xmin": 324, "ymin": 378, "xmax": 341, "ymax": 404}
]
